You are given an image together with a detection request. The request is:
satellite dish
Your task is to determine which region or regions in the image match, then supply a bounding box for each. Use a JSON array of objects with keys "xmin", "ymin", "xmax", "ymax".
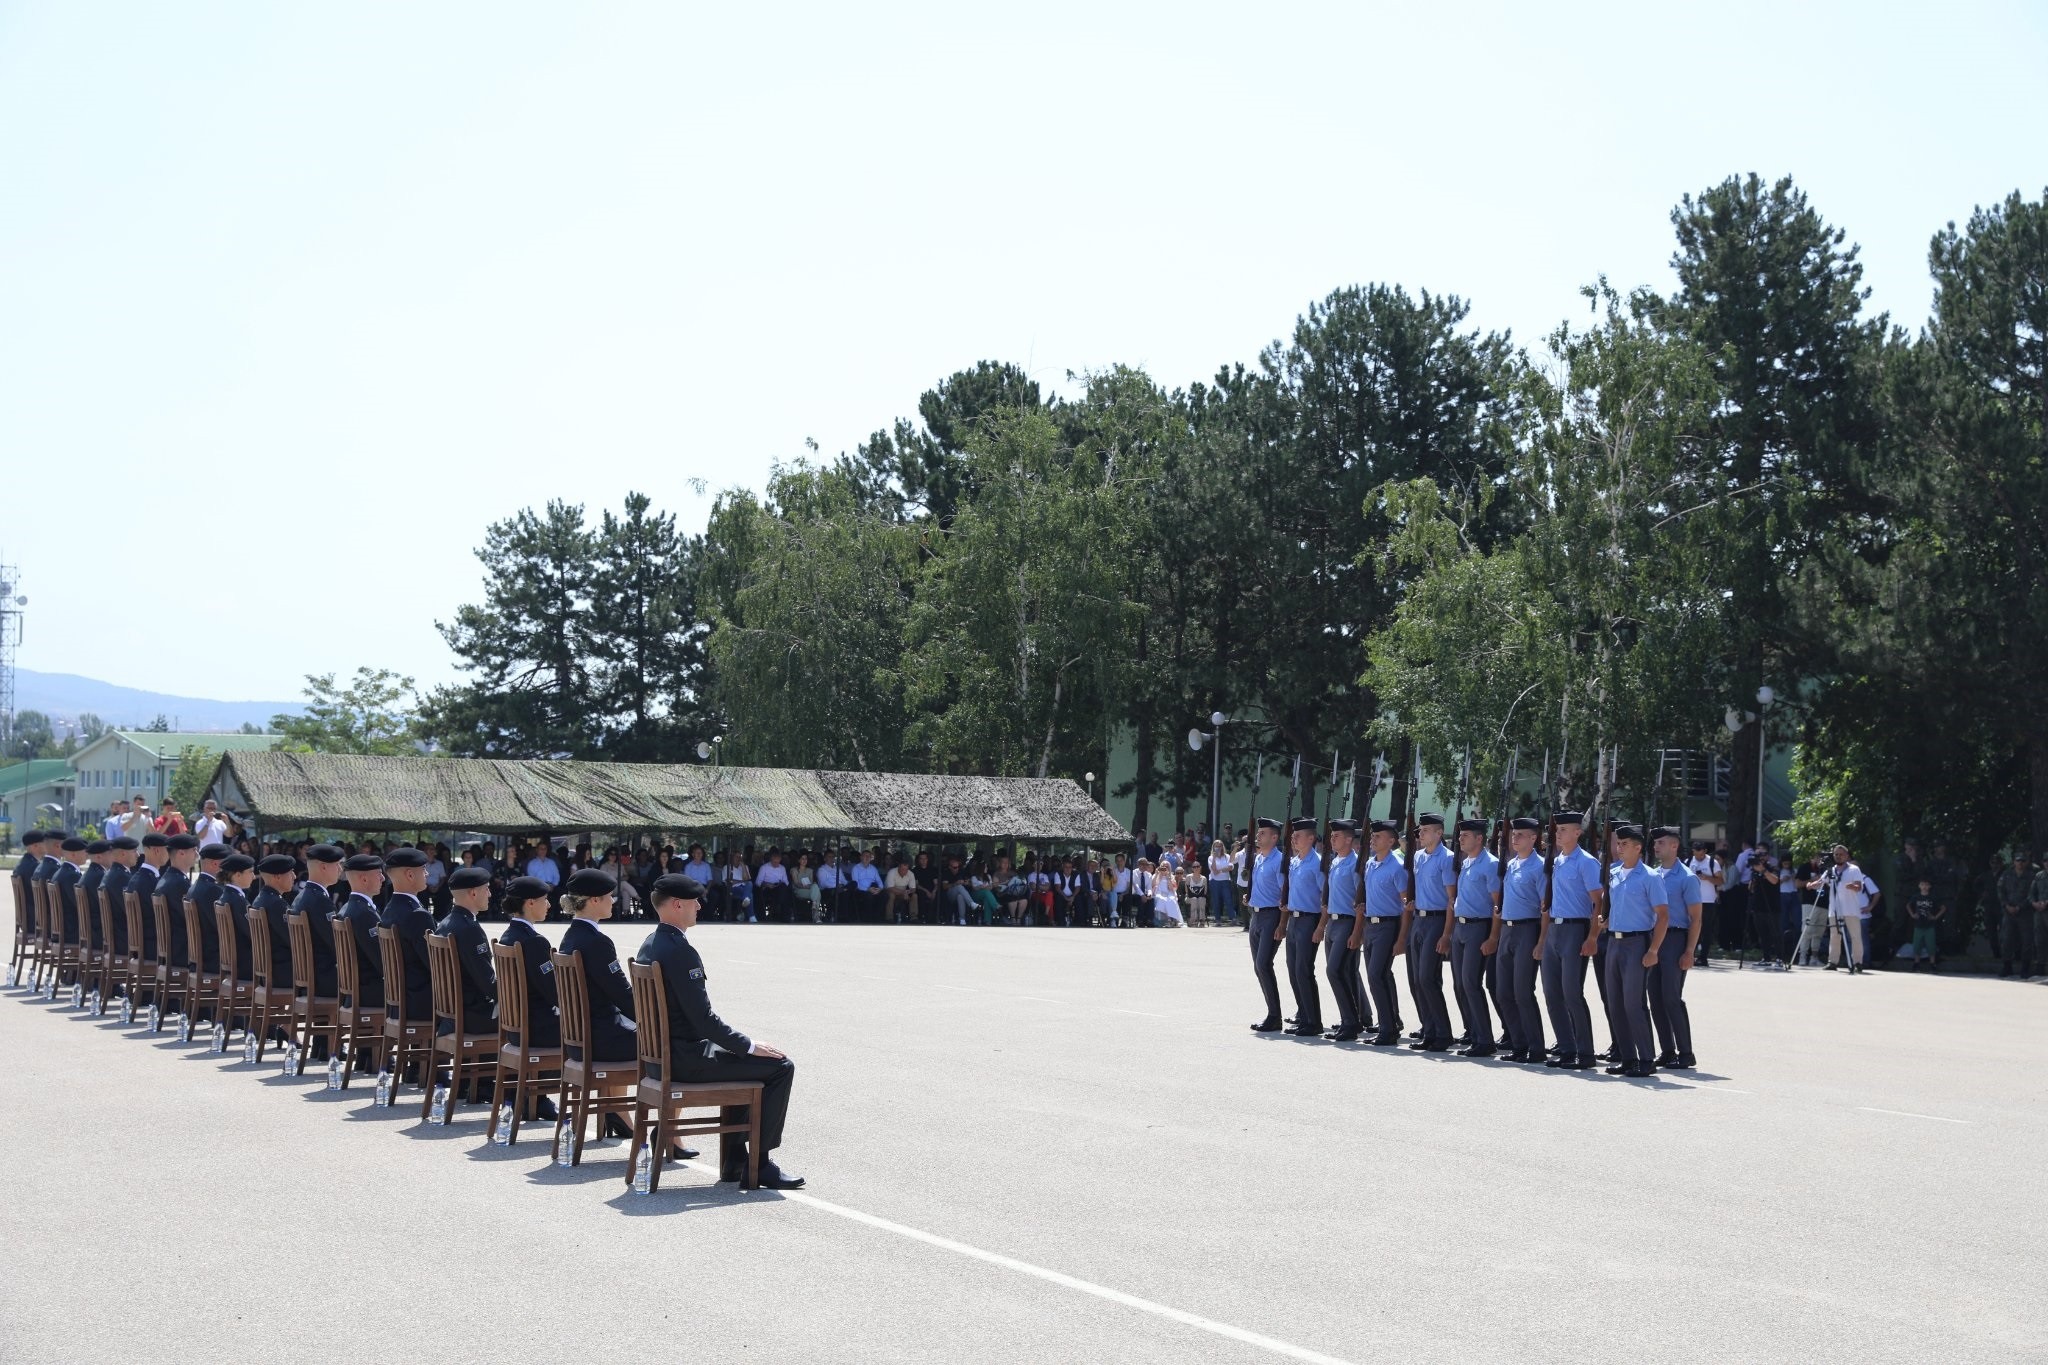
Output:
[
  {"xmin": 1723, "ymin": 708, "xmax": 1743, "ymax": 734},
  {"xmin": 696, "ymin": 741, "xmax": 712, "ymax": 760},
  {"xmin": 1187, "ymin": 728, "xmax": 1205, "ymax": 752}
]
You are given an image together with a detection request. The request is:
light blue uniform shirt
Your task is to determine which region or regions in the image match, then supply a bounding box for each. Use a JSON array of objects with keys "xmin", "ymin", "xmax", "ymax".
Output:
[
  {"xmin": 1658, "ymin": 861, "xmax": 1700, "ymax": 930},
  {"xmin": 1364, "ymin": 850, "xmax": 1407, "ymax": 919},
  {"xmin": 1454, "ymin": 849, "xmax": 1502, "ymax": 918},
  {"xmin": 1248, "ymin": 847, "xmax": 1285, "ymax": 909},
  {"xmin": 1549, "ymin": 847, "xmax": 1602, "ymax": 920},
  {"xmin": 1411, "ymin": 841, "xmax": 1455, "ymax": 912},
  {"xmin": 1324, "ymin": 851, "xmax": 1361, "ymax": 916},
  {"xmin": 1606, "ymin": 861, "xmax": 1668, "ymax": 932},
  {"xmin": 1502, "ymin": 852, "xmax": 1545, "ymax": 921},
  {"xmin": 1287, "ymin": 850, "xmax": 1324, "ymax": 914}
]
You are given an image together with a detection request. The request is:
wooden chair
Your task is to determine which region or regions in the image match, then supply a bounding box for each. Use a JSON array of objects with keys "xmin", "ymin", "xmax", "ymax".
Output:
[
  {"xmin": 420, "ymin": 934, "xmax": 498, "ymax": 1123},
  {"xmin": 7, "ymin": 872, "xmax": 31, "ymax": 988},
  {"xmin": 331, "ymin": 924, "xmax": 386, "ymax": 1090},
  {"xmin": 92, "ymin": 887, "xmax": 124, "ymax": 1015},
  {"xmin": 150, "ymin": 890, "xmax": 190, "ymax": 1033},
  {"xmin": 30, "ymin": 880, "xmax": 56, "ymax": 996},
  {"xmin": 120, "ymin": 890, "xmax": 156, "ymax": 1023},
  {"xmin": 189, "ymin": 898, "xmax": 234, "ymax": 1048},
  {"xmin": 550, "ymin": 949, "xmax": 638, "ymax": 1166},
  {"xmin": 375, "ymin": 925, "xmax": 435, "ymax": 1104},
  {"xmin": 285, "ymin": 910, "xmax": 338, "ymax": 1076},
  {"xmin": 623, "ymin": 960, "xmax": 762, "ymax": 1192},
  {"xmin": 46, "ymin": 880, "xmax": 85, "ymax": 1002},
  {"xmin": 245, "ymin": 904, "xmax": 296, "ymax": 1064},
  {"xmin": 74, "ymin": 884, "xmax": 107, "ymax": 1010},
  {"xmin": 488, "ymin": 941, "xmax": 560, "ymax": 1146}
]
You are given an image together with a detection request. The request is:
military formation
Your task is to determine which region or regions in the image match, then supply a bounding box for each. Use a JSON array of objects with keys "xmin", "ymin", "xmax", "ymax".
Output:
[
  {"xmin": 1246, "ymin": 811, "xmax": 1703, "ymax": 1078},
  {"xmin": 6, "ymin": 830, "xmax": 802, "ymax": 1191}
]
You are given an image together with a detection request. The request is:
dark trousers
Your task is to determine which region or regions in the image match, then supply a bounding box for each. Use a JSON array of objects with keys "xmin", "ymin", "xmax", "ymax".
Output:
[
  {"xmin": 1320, "ymin": 917, "xmax": 1366, "ymax": 1033},
  {"xmin": 1720, "ymin": 885, "xmax": 1747, "ymax": 951},
  {"xmin": 1602, "ymin": 932, "xmax": 1655, "ymax": 1065},
  {"xmin": 1363, "ymin": 917, "xmax": 1404, "ymax": 1038},
  {"xmin": 673, "ymin": 1053, "xmax": 795, "ymax": 1158},
  {"xmin": 1649, "ymin": 930, "xmax": 1692, "ymax": 1058},
  {"xmin": 1750, "ymin": 895, "xmax": 1780, "ymax": 962},
  {"xmin": 1410, "ymin": 913, "xmax": 1451, "ymax": 1043},
  {"xmin": 1541, "ymin": 919, "xmax": 1596, "ymax": 1058},
  {"xmin": 1449, "ymin": 918, "xmax": 1495, "ymax": 1049},
  {"xmin": 1497, "ymin": 919, "xmax": 1543, "ymax": 1054},
  {"xmin": 1284, "ymin": 912, "xmax": 1322, "ymax": 1029},
  {"xmin": 1248, "ymin": 906, "xmax": 1284, "ymax": 1024},
  {"xmin": 853, "ymin": 889, "xmax": 883, "ymax": 924}
]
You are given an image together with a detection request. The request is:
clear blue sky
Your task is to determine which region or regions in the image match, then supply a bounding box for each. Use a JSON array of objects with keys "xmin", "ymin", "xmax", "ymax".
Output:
[{"xmin": 2, "ymin": 2, "xmax": 2041, "ymax": 702}]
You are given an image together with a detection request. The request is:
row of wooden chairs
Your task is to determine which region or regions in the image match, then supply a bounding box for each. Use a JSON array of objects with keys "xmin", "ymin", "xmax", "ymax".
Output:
[{"xmin": 10, "ymin": 871, "xmax": 762, "ymax": 1191}]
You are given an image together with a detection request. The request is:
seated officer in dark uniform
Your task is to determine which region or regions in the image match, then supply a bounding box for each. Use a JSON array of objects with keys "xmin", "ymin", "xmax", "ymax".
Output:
[
  {"xmin": 218, "ymin": 853, "xmax": 258, "ymax": 983},
  {"xmin": 254, "ymin": 854, "xmax": 299, "ymax": 990},
  {"xmin": 377, "ymin": 847, "xmax": 435, "ymax": 1021},
  {"xmin": 559, "ymin": 867, "xmax": 637, "ymax": 1064},
  {"xmin": 13, "ymin": 830, "xmax": 46, "ymax": 936},
  {"xmin": 128, "ymin": 833, "xmax": 168, "ymax": 960},
  {"xmin": 158, "ymin": 834, "xmax": 199, "ymax": 967},
  {"xmin": 189, "ymin": 843, "xmax": 233, "ymax": 975},
  {"xmin": 80, "ymin": 840, "xmax": 111, "ymax": 957},
  {"xmin": 54, "ymin": 836, "xmax": 88, "ymax": 945},
  {"xmin": 497, "ymin": 876, "xmax": 559, "ymax": 1048},
  {"xmin": 433, "ymin": 866, "xmax": 498, "ymax": 1035},
  {"xmin": 637, "ymin": 874, "xmax": 804, "ymax": 1189},
  {"xmin": 290, "ymin": 844, "xmax": 344, "ymax": 999},
  {"xmin": 104, "ymin": 837, "xmax": 138, "ymax": 957},
  {"xmin": 336, "ymin": 853, "xmax": 386, "ymax": 1010}
]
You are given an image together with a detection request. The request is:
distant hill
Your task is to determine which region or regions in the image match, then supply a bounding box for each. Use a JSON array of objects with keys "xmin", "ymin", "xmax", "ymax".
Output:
[{"xmin": 13, "ymin": 668, "xmax": 305, "ymax": 734}]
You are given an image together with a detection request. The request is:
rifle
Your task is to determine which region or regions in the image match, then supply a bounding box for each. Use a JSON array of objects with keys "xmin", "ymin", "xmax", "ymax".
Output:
[
  {"xmin": 1493, "ymin": 746, "xmax": 1518, "ymax": 863},
  {"xmin": 1281, "ymin": 754, "xmax": 1301, "ymax": 905},
  {"xmin": 1321, "ymin": 748, "xmax": 1338, "ymax": 830},
  {"xmin": 1448, "ymin": 744, "xmax": 1473, "ymax": 907},
  {"xmin": 1541, "ymin": 748, "xmax": 1557, "ymax": 918},
  {"xmin": 1403, "ymin": 743, "xmax": 1419, "ymax": 909}
]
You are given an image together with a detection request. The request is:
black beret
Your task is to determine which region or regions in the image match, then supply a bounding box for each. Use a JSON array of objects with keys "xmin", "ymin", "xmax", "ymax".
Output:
[
  {"xmin": 1552, "ymin": 811, "xmax": 1584, "ymax": 827},
  {"xmin": 141, "ymin": 832, "xmax": 170, "ymax": 849},
  {"xmin": 565, "ymin": 867, "xmax": 616, "ymax": 896},
  {"xmin": 503, "ymin": 876, "xmax": 551, "ymax": 904},
  {"xmin": 652, "ymin": 873, "xmax": 704, "ymax": 904},
  {"xmin": 343, "ymin": 853, "xmax": 385, "ymax": 872},
  {"xmin": 20, "ymin": 830, "xmax": 45, "ymax": 846},
  {"xmin": 1288, "ymin": 817, "xmax": 1317, "ymax": 833},
  {"xmin": 305, "ymin": 843, "xmax": 345, "ymax": 864},
  {"xmin": 198, "ymin": 842, "xmax": 233, "ymax": 861},
  {"xmin": 61, "ymin": 837, "xmax": 88, "ymax": 852},
  {"xmin": 1455, "ymin": 819, "xmax": 1486, "ymax": 834},
  {"xmin": 86, "ymin": 840, "xmax": 111, "ymax": 854},
  {"xmin": 166, "ymin": 833, "xmax": 200, "ymax": 851},
  {"xmin": 383, "ymin": 847, "xmax": 429, "ymax": 869},
  {"xmin": 1328, "ymin": 819, "xmax": 1360, "ymax": 835},
  {"xmin": 1255, "ymin": 817, "xmax": 1282, "ymax": 832},
  {"xmin": 1650, "ymin": 826, "xmax": 1681, "ymax": 842},
  {"xmin": 220, "ymin": 853, "xmax": 256, "ymax": 874},
  {"xmin": 1370, "ymin": 819, "xmax": 1399, "ymax": 835},
  {"xmin": 257, "ymin": 854, "xmax": 297, "ymax": 874},
  {"xmin": 447, "ymin": 866, "xmax": 491, "ymax": 890},
  {"xmin": 1612, "ymin": 824, "xmax": 1645, "ymax": 843},
  {"xmin": 1510, "ymin": 817, "xmax": 1541, "ymax": 832},
  {"xmin": 1417, "ymin": 812, "xmax": 1445, "ymax": 828},
  {"xmin": 110, "ymin": 836, "xmax": 140, "ymax": 851}
]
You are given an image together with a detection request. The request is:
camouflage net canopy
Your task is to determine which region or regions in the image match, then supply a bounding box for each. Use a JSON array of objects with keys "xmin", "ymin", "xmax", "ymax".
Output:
[{"xmin": 208, "ymin": 751, "xmax": 1129, "ymax": 848}]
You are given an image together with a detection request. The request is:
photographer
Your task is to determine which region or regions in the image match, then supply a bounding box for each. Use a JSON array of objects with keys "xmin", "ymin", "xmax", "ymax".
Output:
[{"xmin": 1747, "ymin": 841, "xmax": 1784, "ymax": 966}]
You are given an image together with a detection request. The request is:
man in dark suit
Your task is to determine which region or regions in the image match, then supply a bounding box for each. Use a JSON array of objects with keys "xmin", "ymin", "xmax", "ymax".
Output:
[
  {"xmin": 291, "ymin": 843, "xmax": 343, "ymax": 998},
  {"xmin": 189, "ymin": 843, "xmax": 232, "ymax": 974},
  {"xmin": 433, "ymin": 866, "xmax": 498, "ymax": 1035},
  {"xmin": 377, "ymin": 846, "xmax": 435, "ymax": 1021},
  {"xmin": 335, "ymin": 853, "xmax": 386, "ymax": 1010},
  {"xmin": 12, "ymin": 830, "xmax": 46, "ymax": 947},
  {"xmin": 637, "ymin": 874, "xmax": 803, "ymax": 1189}
]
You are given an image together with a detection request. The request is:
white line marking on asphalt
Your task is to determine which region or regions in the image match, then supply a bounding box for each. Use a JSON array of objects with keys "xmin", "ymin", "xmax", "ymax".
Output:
[
  {"xmin": 933, "ymin": 985, "xmax": 977, "ymax": 992},
  {"xmin": 1019, "ymin": 996, "xmax": 1065, "ymax": 1005},
  {"xmin": 1110, "ymin": 1008, "xmax": 1168, "ymax": 1018},
  {"xmin": 1858, "ymin": 1107, "xmax": 1969, "ymax": 1124},
  {"xmin": 684, "ymin": 1168, "xmax": 1357, "ymax": 1364},
  {"xmin": 1660, "ymin": 1081, "xmax": 1752, "ymax": 1094}
]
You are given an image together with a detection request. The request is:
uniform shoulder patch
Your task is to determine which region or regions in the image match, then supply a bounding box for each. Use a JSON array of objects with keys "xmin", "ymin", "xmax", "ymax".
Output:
[
  {"xmin": 688, "ymin": 967, "xmax": 705, "ymax": 980},
  {"xmin": 538, "ymin": 961, "xmax": 553, "ymax": 975},
  {"xmin": 608, "ymin": 960, "xmax": 623, "ymax": 973}
]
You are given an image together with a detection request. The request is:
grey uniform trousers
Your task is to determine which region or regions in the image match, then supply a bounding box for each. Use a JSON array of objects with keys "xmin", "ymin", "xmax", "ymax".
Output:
[
  {"xmin": 1284, "ymin": 911, "xmax": 1323, "ymax": 1030},
  {"xmin": 1321, "ymin": 916, "xmax": 1367, "ymax": 1034},
  {"xmin": 1649, "ymin": 929, "xmax": 1692, "ymax": 1058},
  {"xmin": 1496, "ymin": 919, "xmax": 1544, "ymax": 1054},
  {"xmin": 1449, "ymin": 917, "xmax": 1495, "ymax": 1048},
  {"xmin": 1410, "ymin": 912, "xmax": 1452, "ymax": 1043},
  {"xmin": 1363, "ymin": 917, "xmax": 1405, "ymax": 1038},
  {"xmin": 1540, "ymin": 919, "xmax": 1596, "ymax": 1058},
  {"xmin": 1248, "ymin": 906, "xmax": 1284, "ymax": 1024},
  {"xmin": 1601, "ymin": 930, "xmax": 1655, "ymax": 1066}
]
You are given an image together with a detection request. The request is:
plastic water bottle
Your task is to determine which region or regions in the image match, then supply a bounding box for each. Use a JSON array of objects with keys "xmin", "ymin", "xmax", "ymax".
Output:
[
  {"xmin": 148, "ymin": 1002, "xmax": 162, "ymax": 1032},
  {"xmin": 374, "ymin": 1067, "xmax": 394, "ymax": 1107},
  {"xmin": 120, "ymin": 996, "xmax": 135, "ymax": 1025},
  {"xmin": 242, "ymin": 1033, "xmax": 258, "ymax": 1065},
  {"xmin": 554, "ymin": 1127, "xmax": 576, "ymax": 1168},
  {"xmin": 632, "ymin": 1143, "xmax": 654, "ymax": 1193},
  {"xmin": 327, "ymin": 1055, "xmax": 344, "ymax": 1091},
  {"xmin": 209, "ymin": 1022, "xmax": 226, "ymax": 1054},
  {"xmin": 430, "ymin": 1084, "xmax": 451, "ymax": 1124},
  {"xmin": 490, "ymin": 1106, "xmax": 512, "ymax": 1146},
  {"xmin": 178, "ymin": 1015, "xmax": 194, "ymax": 1043},
  {"xmin": 88, "ymin": 987, "xmax": 102, "ymax": 1015},
  {"xmin": 70, "ymin": 982, "xmax": 84, "ymax": 1009},
  {"xmin": 4, "ymin": 963, "xmax": 15, "ymax": 988},
  {"xmin": 282, "ymin": 1044, "xmax": 299, "ymax": 1076}
]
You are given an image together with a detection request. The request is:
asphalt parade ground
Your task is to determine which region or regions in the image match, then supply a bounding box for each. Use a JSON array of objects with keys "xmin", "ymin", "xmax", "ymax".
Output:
[{"xmin": 3, "ymin": 923, "xmax": 2043, "ymax": 1364}]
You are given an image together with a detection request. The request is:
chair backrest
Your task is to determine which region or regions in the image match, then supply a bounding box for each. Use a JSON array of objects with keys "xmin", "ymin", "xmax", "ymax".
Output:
[
  {"xmin": 32, "ymin": 879, "xmax": 51, "ymax": 945},
  {"xmin": 375, "ymin": 926, "xmax": 408, "ymax": 1022},
  {"xmin": 335, "ymin": 918, "xmax": 363, "ymax": 1011},
  {"xmin": 153, "ymin": 892, "xmax": 178, "ymax": 970},
  {"xmin": 425, "ymin": 933, "xmax": 460, "ymax": 1033},
  {"xmin": 209, "ymin": 899, "xmax": 235, "ymax": 979},
  {"xmin": 490, "ymin": 941, "xmax": 527, "ymax": 1044},
  {"xmin": 628, "ymin": 959, "xmax": 669, "ymax": 1079},
  {"xmin": 551, "ymin": 950, "xmax": 589, "ymax": 1060},
  {"xmin": 248, "ymin": 903, "xmax": 276, "ymax": 990},
  {"xmin": 10, "ymin": 874, "xmax": 25, "ymax": 942},
  {"xmin": 124, "ymin": 891, "xmax": 148, "ymax": 966},
  {"xmin": 95, "ymin": 890, "xmax": 117, "ymax": 960},
  {"xmin": 286, "ymin": 911, "xmax": 315, "ymax": 998}
]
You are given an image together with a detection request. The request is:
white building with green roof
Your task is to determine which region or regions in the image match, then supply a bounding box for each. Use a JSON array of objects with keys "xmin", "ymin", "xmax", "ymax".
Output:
[{"xmin": 65, "ymin": 729, "xmax": 281, "ymax": 823}]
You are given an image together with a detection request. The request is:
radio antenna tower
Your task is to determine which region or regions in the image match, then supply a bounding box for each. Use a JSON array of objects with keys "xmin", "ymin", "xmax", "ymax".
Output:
[{"xmin": 0, "ymin": 557, "xmax": 21, "ymax": 759}]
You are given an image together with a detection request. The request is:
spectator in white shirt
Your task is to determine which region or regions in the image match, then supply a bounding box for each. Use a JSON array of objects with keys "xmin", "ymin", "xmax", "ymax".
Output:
[
  {"xmin": 1208, "ymin": 840, "xmax": 1237, "ymax": 924},
  {"xmin": 194, "ymin": 800, "xmax": 230, "ymax": 847},
  {"xmin": 1688, "ymin": 841, "xmax": 1722, "ymax": 963},
  {"xmin": 1826, "ymin": 845, "xmax": 1870, "ymax": 975},
  {"xmin": 884, "ymin": 855, "xmax": 917, "ymax": 924}
]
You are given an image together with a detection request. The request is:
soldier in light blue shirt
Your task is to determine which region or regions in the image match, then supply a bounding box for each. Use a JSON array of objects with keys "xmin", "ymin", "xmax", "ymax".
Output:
[
  {"xmin": 1448, "ymin": 818, "xmax": 1502, "ymax": 1056},
  {"xmin": 1246, "ymin": 819, "xmax": 1288, "ymax": 1032},
  {"xmin": 1283, "ymin": 817, "xmax": 1325, "ymax": 1037},
  {"xmin": 1497, "ymin": 817, "xmax": 1548, "ymax": 1062},
  {"xmin": 1650, "ymin": 827, "xmax": 1701, "ymax": 1068},
  {"xmin": 1601, "ymin": 825, "xmax": 1668, "ymax": 1077},
  {"xmin": 1316, "ymin": 820, "xmax": 1368, "ymax": 1040},
  {"xmin": 1360, "ymin": 820, "xmax": 1409, "ymax": 1045},
  {"xmin": 1540, "ymin": 812, "xmax": 1606, "ymax": 1070},
  {"xmin": 1405, "ymin": 814, "xmax": 1457, "ymax": 1051}
]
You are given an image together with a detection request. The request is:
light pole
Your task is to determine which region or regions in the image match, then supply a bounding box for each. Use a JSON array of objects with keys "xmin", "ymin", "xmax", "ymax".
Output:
[
  {"xmin": 1753, "ymin": 686, "xmax": 1773, "ymax": 845},
  {"xmin": 1083, "ymin": 771, "xmax": 1097, "ymax": 805},
  {"xmin": 1187, "ymin": 711, "xmax": 1227, "ymax": 840},
  {"xmin": 695, "ymin": 736, "xmax": 725, "ymax": 773}
]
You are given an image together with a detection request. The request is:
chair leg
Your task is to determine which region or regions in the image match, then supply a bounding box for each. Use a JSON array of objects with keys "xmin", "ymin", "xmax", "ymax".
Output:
[
  {"xmin": 550, "ymin": 1079, "xmax": 571, "ymax": 1164},
  {"xmin": 420, "ymin": 1051, "xmax": 440, "ymax": 1120},
  {"xmin": 747, "ymin": 1102, "xmax": 762, "ymax": 1190},
  {"xmin": 625, "ymin": 1101, "xmax": 648, "ymax": 1188},
  {"xmin": 649, "ymin": 1107, "xmax": 670, "ymax": 1193},
  {"xmin": 506, "ymin": 1067, "xmax": 526, "ymax": 1145},
  {"xmin": 570, "ymin": 1085, "xmax": 589, "ymax": 1166}
]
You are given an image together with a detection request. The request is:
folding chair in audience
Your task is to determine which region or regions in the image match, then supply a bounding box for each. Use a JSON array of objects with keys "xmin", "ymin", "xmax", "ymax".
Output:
[{"xmin": 120, "ymin": 891, "xmax": 156, "ymax": 1025}]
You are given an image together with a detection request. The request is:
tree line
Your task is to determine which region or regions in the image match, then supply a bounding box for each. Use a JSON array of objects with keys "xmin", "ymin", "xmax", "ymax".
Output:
[{"xmin": 303, "ymin": 173, "xmax": 2044, "ymax": 874}]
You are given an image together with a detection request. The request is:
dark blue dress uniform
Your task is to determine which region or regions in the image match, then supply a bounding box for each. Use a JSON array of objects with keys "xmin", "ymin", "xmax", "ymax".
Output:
[
  {"xmin": 377, "ymin": 890, "xmax": 435, "ymax": 1020},
  {"xmin": 432, "ymin": 902, "xmax": 498, "ymax": 1035},
  {"xmin": 1406, "ymin": 820, "xmax": 1456, "ymax": 1050},
  {"xmin": 79, "ymin": 851, "xmax": 107, "ymax": 952},
  {"xmin": 103, "ymin": 852, "xmax": 134, "ymax": 956},
  {"xmin": 253, "ymin": 876, "xmax": 296, "ymax": 986},
  {"xmin": 1320, "ymin": 825, "xmax": 1369, "ymax": 1039},
  {"xmin": 158, "ymin": 864, "xmax": 192, "ymax": 965},
  {"xmin": 497, "ymin": 918, "xmax": 560, "ymax": 1049},
  {"xmin": 128, "ymin": 857, "xmax": 163, "ymax": 959},
  {"xmin": 219, "ymin": 881, "xmax": 256, "ymax": 982},
  {"xmin": 11, "ymin": 833, "xmax": 43, "ymax": 940},
  {"xmin": 289, "ymin": 877, "xmax": 340, "ymax": 998},
  {"xmin": 1360, "ymin": 824, "xmax": 1409, "ymax": 1045},
  {"xmin": 1245, "ymin": 819, "xmax": 1287, "ymax": 1030},
  {"xmin": 54, "ymin": 843, "xmax": 85, "ymax": 944},
  {"xmin": 188, "ymin": 863, "xmax": 225, "ymax": 974},
  {"xmin": 636, "ymin": 919, "xmax": 795, "ymax": 1171},
  {"xmin": 335, "ymin": 888, "xmax": 385, "ymax": 1010},
  {"xmin": 561, "ymin": 916, "xmax": 637, "ymax": 1061},
  {"xmin": 1448, "ymin": 826, "xmax": 1501, "ymax": 1056}
]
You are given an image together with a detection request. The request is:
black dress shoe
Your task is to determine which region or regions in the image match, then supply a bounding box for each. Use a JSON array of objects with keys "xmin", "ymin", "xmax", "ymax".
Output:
[
  {"xmin": 1363, "ymin": 1032, "xmax": 1399, "ymax": 1046},
  {"xmin": 756, "ymin": 1160, "xmax": 805, "ymax": 1190},
  {"xmin": 1420, "ymin": 1038, "xmax": 1451, "ymax": 1053},
  {"xmin": 1566, "ymin": 1055, "xmax": 1598, "ymax": 1071},
  {"xmin": 1543, "ymin": 1055, "xmax": 1567, "ymax": 1068},
  {"xmin": 1459, "ymin": 1044, "xmax": 1497, "ymax": 1058},
  {"xmin": 668, "ymin": 1144, "xmax": 700, "ymax": 1161},
  {"xmin": 1250, "ymin": 1019, "xmax": 1283, "ymax": 1032},
  {"xmin": 601, "ymin": 1113, "xmax": 633, "ymax": 1141},
  {"xmin": 1324, "ymin": 1028, "xmax": 1360, "ymax": 1042},
  {"xmin": 1456, "ymin": 1033, "xmax": 1472, "ymax": 1046},
  {"xmin": 1674, "ymin": 1054, "xmax": 1696, "ymax": 1069},
  {"xmin": 1284, "ymin": 1023, "xmax": 1325, "ymax": 1036},
  {"xmin": 1626, "ymin": 1062, "xmax": 1655, "ymax": 1078},
  {"xmin": 1407, "ymin": 1029, "xmax": 1424, "ymax": 1040},
  {"xmin": 534, "ymin": 1097, "xmax": 559, "ymax": 1122},
  {"xmin": 1605, "ymin": 1062, "xmax": 1628, "ymax": 1074},
  {"xmin": 1654, "ymin": 1052, "xmax": 1680, "ymax": 1068},
  {"xmin": 1500, "ymin": 1049, "xmax": 1528, "ymax": 1063}
]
